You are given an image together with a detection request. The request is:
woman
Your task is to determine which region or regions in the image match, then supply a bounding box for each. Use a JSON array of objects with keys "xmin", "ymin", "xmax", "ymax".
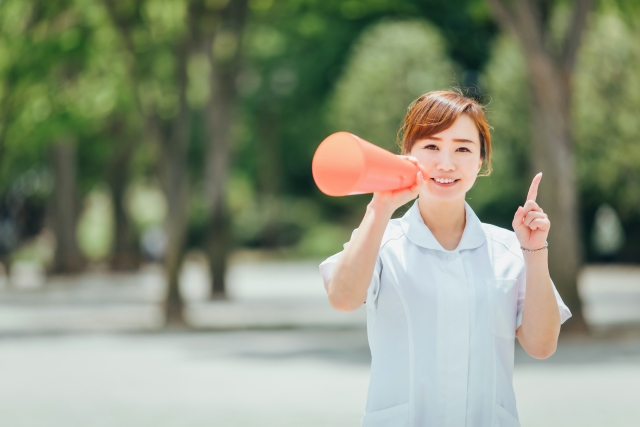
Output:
[{"xmin": 319, "ymin": 90, "xmax": 572, "ymax": 427}]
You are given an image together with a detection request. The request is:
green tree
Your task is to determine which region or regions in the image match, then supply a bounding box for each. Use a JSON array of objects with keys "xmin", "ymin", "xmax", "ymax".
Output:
[
  {"xmin": 485, "ymin": 0, "xmax": 595, "ymax": 331},
  {"xmin": 103, "ymin": 0, "xmax": 196, "ymax": 324},
  {"xmin": 103, "ymin": 0, "xmax": 251, "ymax": 318},
  {"xmin": 0, "ymin": 0, "xmax": 114, "ymax": 274},
  {"xmin": 573, "ymin": 5, "xmax": 640, "ymax": 262},
  {"xmin": 329, "ymin": 19, "xmax": 458, "ymax": 152},
  {"xmin": 472, "ymin": 35, "xmax": 532, "ymax": 229},
  {"xmin": 482, "ymin": 1, "xmax": 640, "ymax": 330},
  {"xmin": 197, "ymin": 0, "xmax": 249, "ymax": 299}
]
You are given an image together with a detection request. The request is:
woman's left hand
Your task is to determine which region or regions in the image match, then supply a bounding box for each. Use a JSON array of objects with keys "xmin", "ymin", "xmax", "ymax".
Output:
[{"xmin": 512, "ymin": 173, "xmax": 550, "ymax": 251}]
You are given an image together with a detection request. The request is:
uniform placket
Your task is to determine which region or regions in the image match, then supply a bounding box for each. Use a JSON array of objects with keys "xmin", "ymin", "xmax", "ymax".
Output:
[{"xmin": 436, "ymin": 250, "xmax": 470, "ymax": 427}]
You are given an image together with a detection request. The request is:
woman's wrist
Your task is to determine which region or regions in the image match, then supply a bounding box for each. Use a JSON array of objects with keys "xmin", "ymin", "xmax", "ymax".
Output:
[
  {"xmin": 521, "ymin": 241, "xmax": 548, "ymax": 252},
  {"xmin": 522, "ymin": 245, "xmax": 549, "ymax": 267},
  {"xmin": 366, "ymin": 199, "xmax": 395, "ymax": 221}
]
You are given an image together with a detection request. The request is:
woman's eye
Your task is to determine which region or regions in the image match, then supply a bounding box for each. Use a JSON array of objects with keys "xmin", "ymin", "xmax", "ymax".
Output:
[
  {"xmin": 424, "ymin": 145, "xmax": 437, "ymax": 150},
  {"xmin": 457, "ymin": 147, "xmax": 471, "ymax": 152}
]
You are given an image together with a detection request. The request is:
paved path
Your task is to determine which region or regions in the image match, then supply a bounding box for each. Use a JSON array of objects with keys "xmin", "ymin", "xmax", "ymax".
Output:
[
  {"xmin": 0, "ymin": 260, "xmax": 639, "ymax": 332},
  {"xmin": 0, "ymin": 330, "xmax": 639, "ymax": 427}
]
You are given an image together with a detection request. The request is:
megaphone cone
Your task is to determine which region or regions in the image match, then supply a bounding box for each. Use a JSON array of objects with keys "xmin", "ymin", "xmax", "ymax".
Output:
[{"xmin": 312, "ymin": 132, "xmax": 419, "ymax": 197}]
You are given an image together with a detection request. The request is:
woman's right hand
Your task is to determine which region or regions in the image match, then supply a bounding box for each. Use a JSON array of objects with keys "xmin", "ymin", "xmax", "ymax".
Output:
[{"xmin": 369, "ymin": 155, "xmax": 427, "ymax": 214}]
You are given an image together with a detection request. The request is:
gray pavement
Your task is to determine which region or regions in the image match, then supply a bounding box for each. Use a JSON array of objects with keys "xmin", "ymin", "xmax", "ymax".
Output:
[
  {"xmin": 0, "ymin": 258, "xmax": 367, "ymax": 333},
  {"xmin": 1, "ymin": 259, "xmax": 639, "ymax": 426},
  {"xmin": 0, "ymin": 259, "xmax": 639, "ymax": 332},
  {"xmin": 0, "ymin": 330, "xmax": 639, "ymax": 427},
  {"xmin": 0, "ymin": 330, "xmax": 371, "ymax": 427}
]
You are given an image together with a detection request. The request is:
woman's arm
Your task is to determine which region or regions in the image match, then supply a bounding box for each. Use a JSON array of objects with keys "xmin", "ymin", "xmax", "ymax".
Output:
[
  {"xmin": 327, "ymin": 159, "xmax": 425, "ymax": 312},
  {"xmin": 512, "ymin": 172, "xmax": 561, "ymax": 359},
  {"xmin": 516, "ymin": 250, "xmax": 561, "ymax": 359},
  {"xmin": 326, "ymin": 203, "xmax": 393, "ymax": 312}
]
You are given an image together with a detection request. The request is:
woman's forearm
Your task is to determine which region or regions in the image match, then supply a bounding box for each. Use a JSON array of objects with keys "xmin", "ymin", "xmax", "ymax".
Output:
[
  {"xmin": 516, "ymin": 250, "xmax": 561, "ymax": 359},
  {"xmin": 327, "ymin": 202, "xmax": 393, "ymax": 312}
]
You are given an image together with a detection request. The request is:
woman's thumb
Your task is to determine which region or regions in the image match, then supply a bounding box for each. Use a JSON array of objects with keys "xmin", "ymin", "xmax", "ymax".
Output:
[{"xmin": 512, "ymin": 206, "xmax": 525, "ymax": 231}]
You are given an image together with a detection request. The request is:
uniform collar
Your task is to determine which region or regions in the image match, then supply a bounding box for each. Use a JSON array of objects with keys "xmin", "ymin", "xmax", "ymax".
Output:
[{"xmin": 400, "ymin": 199, "xmax": 486, "ymax": 252}]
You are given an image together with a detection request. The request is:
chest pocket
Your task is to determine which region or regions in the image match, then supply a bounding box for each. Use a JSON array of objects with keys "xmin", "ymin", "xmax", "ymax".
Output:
[
  {"xmin": 360, "ymin": 402, "xmax": 409, "ymax": 427},
  {"xmin": 485, "ymin": 278, "xmax": 518, "ymax": 339}
]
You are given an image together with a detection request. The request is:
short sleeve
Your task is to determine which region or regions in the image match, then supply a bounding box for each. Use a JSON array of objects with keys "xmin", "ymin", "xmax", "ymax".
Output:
[
  {"xmin": 318, "ymin": 228, "xmax": 383, "ymax": 310},
  {"xmin": 516, "ymin": 270, "xmax": 573, "ymax": 328}
]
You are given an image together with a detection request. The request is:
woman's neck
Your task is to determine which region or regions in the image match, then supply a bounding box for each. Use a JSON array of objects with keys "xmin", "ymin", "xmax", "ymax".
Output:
[{"xmin": 417, "ymin": 196, "xmax": 467, "ymax": 251}]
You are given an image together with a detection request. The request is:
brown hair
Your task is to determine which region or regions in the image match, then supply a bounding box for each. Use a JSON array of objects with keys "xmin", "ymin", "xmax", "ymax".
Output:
[{"xmin": 398, "ymin": 90, "xmax": 492, "ymax": 176}]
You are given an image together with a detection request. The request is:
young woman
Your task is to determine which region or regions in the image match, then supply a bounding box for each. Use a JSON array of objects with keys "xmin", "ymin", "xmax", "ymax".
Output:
[{"xmin": 319, "ymin": 90, "xmax": 572, "ymax": 427}]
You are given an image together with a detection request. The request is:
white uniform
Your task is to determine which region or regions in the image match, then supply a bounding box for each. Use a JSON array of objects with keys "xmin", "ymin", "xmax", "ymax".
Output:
[{"xmin": 319, "ymin": 199, "xmax": 572, "ymax": 427}]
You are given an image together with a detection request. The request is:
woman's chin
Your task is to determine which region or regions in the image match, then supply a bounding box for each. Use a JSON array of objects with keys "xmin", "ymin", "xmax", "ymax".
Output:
[{"xmin": 422, "ymin": 184, "xmax": 467, "ymax": 201}]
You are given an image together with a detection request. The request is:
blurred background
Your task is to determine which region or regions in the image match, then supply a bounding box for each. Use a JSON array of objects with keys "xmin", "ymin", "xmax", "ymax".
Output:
[{"xmin": 0, "ymin": 0, "xmax": 639, "ymax": 425}]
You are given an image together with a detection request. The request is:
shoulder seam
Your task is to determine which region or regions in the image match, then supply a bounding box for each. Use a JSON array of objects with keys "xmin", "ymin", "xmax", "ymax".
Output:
[
  {"xmin": 486, "ymin": 234, "xmax": 523, "ymax": 261},
  {"xmin": 380, "ymin": 228, "xmax": 405, "ymax": 251},
  {"xmin": 482, "ymin": 224, "xmax": 524, "ymax": 260}
]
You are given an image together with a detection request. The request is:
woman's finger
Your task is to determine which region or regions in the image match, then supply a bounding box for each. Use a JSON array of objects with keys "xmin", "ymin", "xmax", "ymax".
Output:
[
  {"xmin": 399, "ymin": 155, "xmax": 424, "ymax": 170},
  {"xmin": 526, "ymin": 172, "xmax": 542, "ymax": 202},
  {"xmin": 407, "ymin": 172, "xmax": 423, "ymax": 195},
  {"xmin": 522, "ymin": 199, "xmax": 543, "ymax": 215},
  {"xmin": 512, "ymin": 206, "xmax": 526, "ymax": 229},
  {"xmin": 395, "ymin": 176, "xmax": 420, "ymax": 198},
  {"xmin": 399, "ymin": 155, "xmax": 418, "ymax": 163},
  {"xmin": 523, "ymin": 211, "xmax": 547, "ymax": 227},
  {"xmin": 528, "ymin": 218, "xmax": 550, "ymax": 231}
]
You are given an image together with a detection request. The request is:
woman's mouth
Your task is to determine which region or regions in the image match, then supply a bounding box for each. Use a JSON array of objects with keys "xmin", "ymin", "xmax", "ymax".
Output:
[{"xmin": 431, "ymin": 178, "xmax": 460, "ymax": 187}]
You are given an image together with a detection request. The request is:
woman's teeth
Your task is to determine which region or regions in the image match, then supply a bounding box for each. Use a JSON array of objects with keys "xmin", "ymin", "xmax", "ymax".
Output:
[{"xmin": 433, "ymin": 178, "xmax": 458, "ymax": 184}]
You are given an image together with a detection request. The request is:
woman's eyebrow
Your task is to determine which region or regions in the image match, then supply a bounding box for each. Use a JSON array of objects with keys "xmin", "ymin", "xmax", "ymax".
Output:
[{"xmin": 425, "ymin": 136, "xmax": 476, "ymax": 144}]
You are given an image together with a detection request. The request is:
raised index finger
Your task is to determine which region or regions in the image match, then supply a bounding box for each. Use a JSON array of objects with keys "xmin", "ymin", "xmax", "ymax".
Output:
[{"xmin": 526, "ymin": 172, "xmax": 542, "ymax": 202}]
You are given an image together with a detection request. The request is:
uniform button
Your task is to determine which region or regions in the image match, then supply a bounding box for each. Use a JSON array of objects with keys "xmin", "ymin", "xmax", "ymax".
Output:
[{"xmin": 446, "ymin": 253, "xmax": 457, "ymax": 261}]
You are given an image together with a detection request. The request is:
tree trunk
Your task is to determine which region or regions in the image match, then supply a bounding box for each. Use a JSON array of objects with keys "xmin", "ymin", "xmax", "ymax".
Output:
[
  {"xmin": 256, "ymin": 106, "xmax": 283, "ymax": 196},
  {"xmin": 207, "ymin": 200, "xmax": 231, "ymax": 297},
  {"xmin": 486, "ymin": 0, "xmax": 594, "ymax": 333},
  {"xmin": 103, "ymin": 0, "xmax": 195, "ymax": 326},
  {"xmin": 204, "ymin": 67, "xmax": 234, "ymax": 299},
  {"xmin": 158, "ymin": 43, "xmax": 192, "ymax": 326},
  {"xmin": 526, "ymin": 55, "xmax": 586, "ymax": 332},
  {"xmin": 50, "ymin": 138, "xmax": 84, "ymax": 274},
  {"xmin": 203, "ymin": 0, "xmax": 248, "ymax": 299},
  {"xmin": 254, "ymin": 106, "xmax": 283, "ymax": 248},
  {"xmin": 107, "ymin": 129, "xmax": 140, "ymax": 272},
  {"xmin": 159, "ymin": 144, "xmax": 189, "ymax": 325}
]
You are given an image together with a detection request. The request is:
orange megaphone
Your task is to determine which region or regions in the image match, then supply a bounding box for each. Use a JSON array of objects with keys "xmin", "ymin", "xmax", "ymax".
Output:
[{"xmin": 312, "ymin": 132, "xmax": 419, "ymax": 197}]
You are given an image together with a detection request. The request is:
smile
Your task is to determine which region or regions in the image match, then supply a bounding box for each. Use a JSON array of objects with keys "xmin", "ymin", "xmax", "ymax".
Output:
[{"xmin": 431, "ymin": 178, "xmax": 460, "ymax": 186}]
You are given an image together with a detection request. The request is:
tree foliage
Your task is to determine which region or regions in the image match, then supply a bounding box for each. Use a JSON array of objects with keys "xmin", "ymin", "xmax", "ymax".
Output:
[
  {"xmin": 481, "ymin": 4, "xmax": 640, "ymax": 262},
  {"xmin": 573, "ymin": 5, "xmax": 640, "ymax": 261},
  {"xmin": 328, "ymin": 19, "xmax": 458, "ymax": 151}
]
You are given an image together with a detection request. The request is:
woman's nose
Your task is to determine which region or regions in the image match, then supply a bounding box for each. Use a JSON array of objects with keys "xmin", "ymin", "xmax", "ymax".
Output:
[{"xmin": 436, "ymin": 152, "xmax": 455, "ymax": 171}]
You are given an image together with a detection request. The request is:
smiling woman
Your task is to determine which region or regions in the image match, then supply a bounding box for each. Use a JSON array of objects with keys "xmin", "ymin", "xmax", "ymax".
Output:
[{"xmin": 319, "ymin": 89, "xmax": 572, "ymax": 427}]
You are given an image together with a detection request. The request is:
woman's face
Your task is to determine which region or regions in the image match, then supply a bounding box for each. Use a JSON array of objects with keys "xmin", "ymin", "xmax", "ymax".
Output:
[{"xmin": 409, "ymin": 113, "xmax": 484, "ymax": 202}]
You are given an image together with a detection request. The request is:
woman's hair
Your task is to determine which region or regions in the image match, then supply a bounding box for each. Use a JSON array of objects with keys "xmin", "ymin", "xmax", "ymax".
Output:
[{"xmin": 398, "ymin": 89, "xmax": 492, "ymax": 176}]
